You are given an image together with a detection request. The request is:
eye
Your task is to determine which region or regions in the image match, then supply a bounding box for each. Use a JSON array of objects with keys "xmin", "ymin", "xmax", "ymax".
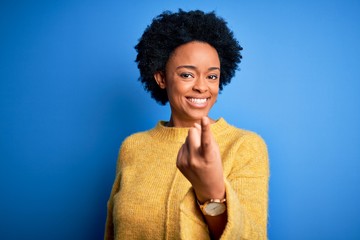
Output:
[
  {"xmin": 179, "ymin": 73, "xmax": 194, "ymax": 79},
  {"xmin": 207, "ymin": 74, "xmax": 218, "ymax": 80}
]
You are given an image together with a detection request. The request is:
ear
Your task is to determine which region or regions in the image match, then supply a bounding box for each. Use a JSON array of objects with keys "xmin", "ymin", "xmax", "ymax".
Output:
[{"xmin": 154, "ymin": 71, "xmax": 166, "ymax": 89}]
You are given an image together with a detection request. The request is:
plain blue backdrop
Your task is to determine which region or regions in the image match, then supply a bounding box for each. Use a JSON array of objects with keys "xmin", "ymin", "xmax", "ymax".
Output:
[{"xmin": 1, "ymin": 0, "xmax": 360, "ymax": 239}]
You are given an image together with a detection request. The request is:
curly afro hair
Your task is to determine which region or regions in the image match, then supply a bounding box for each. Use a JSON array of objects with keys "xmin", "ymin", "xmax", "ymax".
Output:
[{"xmin": 135, "ymin": 9, "xmax": 243, "ymax": 105}]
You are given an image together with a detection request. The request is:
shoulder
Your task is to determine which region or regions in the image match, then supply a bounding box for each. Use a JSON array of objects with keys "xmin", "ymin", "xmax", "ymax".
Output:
[
  {"xmin": 228, "ymin": 127, "xmax": 269, "ymax": 167},
  {"xmin": 115, "ymin": 130, "xmax": 153, "ymax": 173},
  {"xmin": 215, "ymin": 119, "xmax": 267, "ymax": 148},
  {"xmin": 220, "ymin": 120, "xmax": 269, "ymax": 174},
  {"xmin": 120, "ymin": 130, "xmax": 152, "ymax": 151}
]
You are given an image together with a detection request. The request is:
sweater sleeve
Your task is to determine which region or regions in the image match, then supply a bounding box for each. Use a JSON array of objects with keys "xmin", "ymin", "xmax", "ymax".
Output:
[
  {"xmin": 104, "ymin": 172, "xmax": 121, "ymax": 240},
  {"xmin": 180, "ymin": 133, "xmax": 269, "ymax": 240},
  {"xmin": 223, "ymin": 133, "xmax": 269, "ymax": 239},
  {"xmin": 104, "ymin": 144, "xmax": 125, "ymax": 240}
]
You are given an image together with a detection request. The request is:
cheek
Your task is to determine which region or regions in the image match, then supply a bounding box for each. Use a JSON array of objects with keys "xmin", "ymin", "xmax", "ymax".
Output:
[
  {"xmin": 169, "ymin": 82, "xmax": 191, "ymax": 96},
  {"xmin": 211, "ymin": 84, "xmax": 220, "ymax": 96},
  {"xmin": 166, "ymin": 84, "xmax": 185, "ymax": 103}
]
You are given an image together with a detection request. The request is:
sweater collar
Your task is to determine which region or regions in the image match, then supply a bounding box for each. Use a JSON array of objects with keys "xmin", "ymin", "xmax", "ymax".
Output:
[{"xmin": 148, "ymin": 118, "xmax": 228, "ymax": 143}]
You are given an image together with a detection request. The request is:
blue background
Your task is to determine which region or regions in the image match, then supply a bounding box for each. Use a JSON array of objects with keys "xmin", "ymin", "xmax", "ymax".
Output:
[{"xmin": 1, "ymin": 0, "xmax": 360, "ymax": 239}]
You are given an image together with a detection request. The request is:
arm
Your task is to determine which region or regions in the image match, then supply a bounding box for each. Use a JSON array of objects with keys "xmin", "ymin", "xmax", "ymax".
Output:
[
  {"xmin": 223, "ymin": 133, "xmax": 269, "ymax": 239},
  {"xmin": 104, "ymin": 172, "xmax": 121, "ymax": 240},
  {"xmin": 178, "ymin": 118, "xmax": 269, "ymax": 239},
  {"xmin": 177, "ymin": 117, "xmax": 227, "ymax": 239},
  {"xmin": 104, "ymin": 146, "xmax": 125, "ymax": 240}
]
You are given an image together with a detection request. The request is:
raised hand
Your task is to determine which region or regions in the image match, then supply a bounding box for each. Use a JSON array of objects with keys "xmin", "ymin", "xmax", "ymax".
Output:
[{"xmin": 176, "ymin": 116, "xmax": 225, "ymax": 203}]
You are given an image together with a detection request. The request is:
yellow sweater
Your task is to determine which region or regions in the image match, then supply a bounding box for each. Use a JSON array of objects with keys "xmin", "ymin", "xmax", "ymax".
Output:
[{"xmin": 105, "ymin": 118, "xmax": 269, "ymax": 239}]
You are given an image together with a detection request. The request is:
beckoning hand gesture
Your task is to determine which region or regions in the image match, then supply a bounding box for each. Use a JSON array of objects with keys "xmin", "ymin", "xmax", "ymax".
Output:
[{"xmin": 177, "ymin": 116, "xmax": 225, "ymax": 203}]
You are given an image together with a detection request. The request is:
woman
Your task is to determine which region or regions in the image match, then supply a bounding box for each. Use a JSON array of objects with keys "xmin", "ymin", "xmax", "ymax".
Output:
[{"xmin": 105, "ymin": 9, "xmax": 269, "ymax": 240}]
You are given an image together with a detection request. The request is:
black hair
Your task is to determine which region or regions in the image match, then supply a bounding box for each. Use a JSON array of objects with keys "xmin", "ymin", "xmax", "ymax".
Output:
[{"xmin": 135, "ymin": 9, "xmax": 243, "ymax": 105}]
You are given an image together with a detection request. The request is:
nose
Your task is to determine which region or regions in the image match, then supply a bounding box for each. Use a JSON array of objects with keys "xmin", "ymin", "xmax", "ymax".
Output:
[{"xmin": 192, "ymin": 77, "xmax": 208, "ymax": 93}]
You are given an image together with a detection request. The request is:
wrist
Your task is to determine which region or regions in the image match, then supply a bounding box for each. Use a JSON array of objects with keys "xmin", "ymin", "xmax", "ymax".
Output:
[{"xmin": 195, "ymin": 188, "xmax": 226, "ymax": 204}]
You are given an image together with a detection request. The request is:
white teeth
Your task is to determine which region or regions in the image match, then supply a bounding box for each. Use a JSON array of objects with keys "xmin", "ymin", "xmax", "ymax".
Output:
[{"xmin": 188, "ymin": 98, "xmax": 207, "ymax": 104}]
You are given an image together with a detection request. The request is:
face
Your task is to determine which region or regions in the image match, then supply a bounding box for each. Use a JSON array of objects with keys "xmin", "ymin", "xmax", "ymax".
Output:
[{"xmin": 154, "ymin": 41, "xmax": 220, "ymax": 127}]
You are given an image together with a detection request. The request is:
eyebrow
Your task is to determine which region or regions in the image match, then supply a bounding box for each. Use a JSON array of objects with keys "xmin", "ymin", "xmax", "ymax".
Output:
[{"xmin": 176, "ymin": 65, "xmax": 220, "ymax": 71}]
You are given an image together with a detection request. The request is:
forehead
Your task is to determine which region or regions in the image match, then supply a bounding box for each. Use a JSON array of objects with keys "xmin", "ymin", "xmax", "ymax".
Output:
[{"xmin": 167, "ymin": 41, "xmax": 220, "ymax": 67}]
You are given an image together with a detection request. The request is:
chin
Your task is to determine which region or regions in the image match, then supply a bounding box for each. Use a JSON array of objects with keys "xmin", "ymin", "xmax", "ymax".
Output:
[{"xmin": 187, "ymin": 112, "xmax": 209, "ymax": 121}]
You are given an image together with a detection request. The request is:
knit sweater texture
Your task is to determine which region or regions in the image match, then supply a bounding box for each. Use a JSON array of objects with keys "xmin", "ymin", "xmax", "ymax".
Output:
[{"xmin": 105, "ymin": 118, "xmax": 269, "ymax": 239}]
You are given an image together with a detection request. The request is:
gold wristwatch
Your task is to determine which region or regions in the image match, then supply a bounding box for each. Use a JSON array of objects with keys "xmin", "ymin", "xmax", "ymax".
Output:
[{"xmin": 197, "ymin": 198, "xmax": 227, "ymax": 216}]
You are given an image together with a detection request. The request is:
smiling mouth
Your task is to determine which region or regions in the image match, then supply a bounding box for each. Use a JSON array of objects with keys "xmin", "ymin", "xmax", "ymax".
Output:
[{"xmin": 187, "ymin": 97, "xmax": 210, "ymax": 104}]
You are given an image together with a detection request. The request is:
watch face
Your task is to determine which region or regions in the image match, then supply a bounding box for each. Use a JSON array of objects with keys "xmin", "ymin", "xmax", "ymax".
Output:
[{"xmin": 204, "ymin": 202, "xmax": 226, "ymax": 216}]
